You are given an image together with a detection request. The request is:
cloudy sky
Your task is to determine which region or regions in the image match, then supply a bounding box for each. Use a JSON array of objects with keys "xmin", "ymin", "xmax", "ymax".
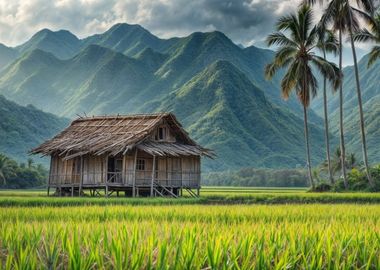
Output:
[{"xmin": 0, "ymin": 0, "xmax": 370, "ymax": 65}]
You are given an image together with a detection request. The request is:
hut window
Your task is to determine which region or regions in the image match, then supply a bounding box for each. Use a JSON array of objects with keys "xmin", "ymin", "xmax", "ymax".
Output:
[
  {"xmin": 155, "ymin": 127, "xmax": 166, "ymax": 141},
  {"xmin": 136, "ymin": 159, "xmax": 145, "ymax": 171},
  {"xmin": 115, "ymin": 159, "xmax": 123, "ymax": 172}
]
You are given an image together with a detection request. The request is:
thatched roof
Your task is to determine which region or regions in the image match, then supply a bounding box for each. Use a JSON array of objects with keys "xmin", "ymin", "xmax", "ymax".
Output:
[{"xmin": 31, "ymin": 113, "xmax": 213, "ymax": 159}]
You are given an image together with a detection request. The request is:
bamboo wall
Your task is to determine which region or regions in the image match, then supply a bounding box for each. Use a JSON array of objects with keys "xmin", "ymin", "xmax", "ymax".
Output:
[{"xmin": 49, "ymin": 151, "xmax": 200, "ymax": 187}]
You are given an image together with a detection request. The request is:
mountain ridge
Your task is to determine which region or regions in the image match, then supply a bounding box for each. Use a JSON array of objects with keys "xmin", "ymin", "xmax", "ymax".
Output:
[{"xmin": 0, "ymin": 23, "xmax": 359, "ymax": 170}]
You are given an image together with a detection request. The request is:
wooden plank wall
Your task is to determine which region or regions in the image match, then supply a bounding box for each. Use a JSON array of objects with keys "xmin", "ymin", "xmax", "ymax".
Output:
[
  {"xmin": 83, "ymin": 155, "xmax": 107, "ymax": 185},
  {"xmin": 49, "ymin": 152, "xmax": 200, "ymax": 187},
  {"xmin": 124, "ymin": 153, "xmax": 135, "ymax": 185}
]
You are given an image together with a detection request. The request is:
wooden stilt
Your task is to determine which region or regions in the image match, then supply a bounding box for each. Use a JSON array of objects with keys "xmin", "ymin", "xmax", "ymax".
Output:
[
  {"xmin": 151, "ymin": 155, "xmax": 156, "ymax": 197},
  {"xmin": 117, "ymin": 191, "xmax": 119, "ymax": 197},
  {"xmin": 197, "ymin": 188, "xmax": 200, "ymax": 197},
  {"xmin": 105, "ymin": 186, "xmax": 108, "ymax": 198},
  {"xmin": 47, "ymin": 156, "xmax": 53, "ymax": 197},
  {"xmin": 71, "ymin": 186, "xmax": 74, "ymax": 197},
  {"xmin": 133, "ymin": 149, "xmax": 137, "ymax": 197},
  {"xmin": 79, "ymin": 156, "xmax": 84, "ymax": 197}
]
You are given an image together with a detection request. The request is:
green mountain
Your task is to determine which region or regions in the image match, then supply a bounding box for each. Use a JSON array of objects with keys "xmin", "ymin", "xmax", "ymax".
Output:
[
  {"xmin": 0, "ymin": 43, "xmax": 18, "ymax": 69},
  {"xmin": 0, "ymin": 24, "xmax": 331, "ymax": 170},
  {"xmin": 15, "ymin": 29, "xmax": 81, "ymax": 59},
  {"xmin": 0, "ymin": 95, "xmax": 69, "ymax": 163},
  {"xmin": 82, "ymin": 23, "xmax": 178, "ymax": 56},
  {"xmin": 144, "ymin": 60, "xmax": 325, "ymax": 170},
  {"xmin": 0, "ymin": 45, "xmax": 151, "ymax": 115},
  {"xmin": 312, "ymin": 54, "xmax": 380, "ymax": 163}
]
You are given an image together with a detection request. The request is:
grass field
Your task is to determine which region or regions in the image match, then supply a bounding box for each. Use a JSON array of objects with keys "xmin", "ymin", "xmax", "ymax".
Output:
[{"xmin": 1, "ymin": 188, "xmax": 380, "ymax": 269}]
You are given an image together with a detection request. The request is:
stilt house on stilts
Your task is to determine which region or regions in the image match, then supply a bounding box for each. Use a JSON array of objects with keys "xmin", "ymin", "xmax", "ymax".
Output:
[{"xmin": 31, "ymin": 113, "xmax": 213, "ymax": 197}]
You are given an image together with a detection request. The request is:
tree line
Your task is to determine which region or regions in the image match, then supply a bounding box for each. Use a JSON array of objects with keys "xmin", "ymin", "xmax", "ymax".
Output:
[
  {"xmin": 0, "ymin": 153, "xmax": 47, "ymax": 189},
  {"xmin": 203, "ymin": 168, "xmax": 309, "ymax": 187},
  {"xmin": 265, "ymin": 0, "xmax": 380, "ymax": 190}
]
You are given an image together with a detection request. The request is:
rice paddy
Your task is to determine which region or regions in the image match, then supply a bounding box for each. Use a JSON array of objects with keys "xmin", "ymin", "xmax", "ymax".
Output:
[{"xmin": 0, "ymin": 188, "xmax": 380, "ymax": 269}]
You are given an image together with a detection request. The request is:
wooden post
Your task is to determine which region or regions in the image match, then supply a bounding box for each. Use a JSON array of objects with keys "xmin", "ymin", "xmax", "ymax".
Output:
[
  {"xmin": 47, "ymin": 156, "xmax": 53, "ymax": 196},
  {"xmin": 133, "ymin": 149, "xmax": 138, "ymax": 197},
  {"xmin": 105, "ymin": 155, "xmax": 108, "ymax": 198},
  {"xmin": 71, "ymin": 186, "xmax": 74, "ymax": 197},
  {"xmin": 180, "ymin": 157, "xmax": 183, "ymax": 190},
  {"xmin": 151, "ymin": 155, "xmax": 156, "ymax": 197},
  {"xmin": 79, "ymin": 156, "xmax": 84, "ymax": 197}
]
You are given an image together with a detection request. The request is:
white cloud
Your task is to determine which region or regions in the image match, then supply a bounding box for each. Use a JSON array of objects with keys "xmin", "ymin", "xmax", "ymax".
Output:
[
  {"xmin": 0, "ymin": 0, "xmax": 302, "ymax": 46},
  {"xmin": 0, "ymin": 0, "xmax": 370, "ymax": 64}
]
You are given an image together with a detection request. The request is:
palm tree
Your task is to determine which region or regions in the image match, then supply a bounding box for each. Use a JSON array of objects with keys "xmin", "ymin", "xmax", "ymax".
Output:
[
  {"xmin": 27, "ymin": 158, "xmax": 34, "ymax": 169},
  {"xmin": 316, "ymin": 27, "xmax": 339, "ymax": 184},
  {"xmin": 354, "ymin": 11, "xmax": 380, "ymax": 67},
  {"xmin": 0, "ymin": 155, "xmax": 11, "ymax": 186},
  {"xmin": 265, "ymin": 4, "xmax": 341, "ymax": 189},
  {"xmin": 307, "ymin": 0, "xmax": 375, "ymax": 187},
  {"xmin": 321, "ymin": 147, "xmax": 359, "ymax": 175}
]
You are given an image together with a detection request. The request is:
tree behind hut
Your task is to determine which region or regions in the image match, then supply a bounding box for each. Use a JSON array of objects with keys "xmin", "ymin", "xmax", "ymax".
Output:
[{"xmin": 265, "ymin": 4, "xmax": 341, "ymax": 189}]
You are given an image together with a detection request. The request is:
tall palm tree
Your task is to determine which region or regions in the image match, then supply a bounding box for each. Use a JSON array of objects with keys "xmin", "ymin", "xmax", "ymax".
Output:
[
  {"xmin": 321, "ymin": 147, "xmax": 359, "ymax": 175},
  {"xmin": 27, "ymin": 158, "xmax": 34, "ymax": 169},
  {"xmin": 0, "ymin": 155, "xmax": 11, "ymax": 186},
  {"xmin": 354, "ymin": 11, "xmax": 380, "ymax": 67},
  {"xmin": 307, "ymin": 0, "xmax": 375, "ymax": 187},
  {"xmin": 265, "ymin": 4, "xmax": 341, "ymax": 189},
  {"xmin": 316, "ymin": 27, "xmax": 339, "ymax": 184}
]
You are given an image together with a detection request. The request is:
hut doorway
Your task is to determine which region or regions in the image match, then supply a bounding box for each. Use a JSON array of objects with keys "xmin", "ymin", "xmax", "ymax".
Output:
[{"xmin": 107, "ymin": 156, "xmax": 123, "ymax": 183}]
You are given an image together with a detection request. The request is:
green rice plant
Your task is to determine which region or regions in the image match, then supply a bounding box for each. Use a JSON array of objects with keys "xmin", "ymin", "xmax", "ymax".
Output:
[{"xmin": 0, "ymin": 202, "xmax": 380, "ymax": 269}]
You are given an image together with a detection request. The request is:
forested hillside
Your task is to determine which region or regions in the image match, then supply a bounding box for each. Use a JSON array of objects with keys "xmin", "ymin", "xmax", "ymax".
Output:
[
  {"xmin": 2, "ymin": 23, "xmax": 376, "ymax": 170},
  {"xmin": 0, "ymin": 95, "xmax": 69, "ymax": 164}
]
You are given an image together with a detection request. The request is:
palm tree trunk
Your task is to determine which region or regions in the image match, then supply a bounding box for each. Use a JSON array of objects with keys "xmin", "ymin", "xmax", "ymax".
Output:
[
  {"xmin": 322, "ymin": 50, "xmax": 334, "ymax": 185},
  {"xmin": 303, "ymin": 105, "xmax": 314, "ymax": 189},
  {"xmin": 338, "ymin": 29, "xmax": 348, "ymax": 189},
  {"xmin": 349, "ymin": 31, "xmax": 374, "ymax": 188}
]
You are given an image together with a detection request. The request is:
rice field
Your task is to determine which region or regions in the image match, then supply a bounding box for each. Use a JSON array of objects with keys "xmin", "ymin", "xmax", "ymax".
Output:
[{"xmin": 1, "ymin": 189, "xmax": 380, "ymax": 269}]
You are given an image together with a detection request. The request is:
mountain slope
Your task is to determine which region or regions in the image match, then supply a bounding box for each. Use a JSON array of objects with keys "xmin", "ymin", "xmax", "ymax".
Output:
[
  {"xmin": 312, "ymin": 54, "xmax": 380, "ymax": 163},
  {"xmin": 0, "ymin": 45, "xmax": 153, "ymax": 115},
  {"xmin": 16, "ymin": 29, "xmax": 81, "ymax": 59},
  {"xmin": 4, "ymin": 24, "xmax": 322, "ymax": 122},
  {"xmin": 144, "ymin": 61, "xmax": 325, "ymax": 170},
  {"xmin": 0, "ymin": 44, "xmax": 18, "ymax": 69},
  {"xmin": 82, "ymin": 23, "xmax": 177, "ymax": 56},
  {"xmin": 0, "ymin": 95, "xmax": 69, "ymax": 163},
  {"xmin": 0, "ymin": 24, "xmax": 332, "ymax": 170}
]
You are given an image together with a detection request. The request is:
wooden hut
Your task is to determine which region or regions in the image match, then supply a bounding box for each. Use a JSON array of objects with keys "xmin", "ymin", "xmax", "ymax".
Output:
[{"xmin": 31, "ymin": 113, "xmax": 213, "ymax": 197}]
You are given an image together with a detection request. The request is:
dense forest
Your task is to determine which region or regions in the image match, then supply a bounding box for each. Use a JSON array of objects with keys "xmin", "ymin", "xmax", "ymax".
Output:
[
  {"xmin": 203, "ymin": 168, "xmax": 308, "ymax": 187},
  {"xmin": 0, "ymin": 153, "xmax": 47, "ymax": 189}
]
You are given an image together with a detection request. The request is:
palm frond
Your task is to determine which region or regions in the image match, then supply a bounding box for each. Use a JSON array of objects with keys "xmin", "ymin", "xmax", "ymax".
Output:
[
  {"xmin": 281, "ymin": 60, "xmax": 300, "ymax": 100},
  {"xmin": 368, "ymin": 46, "xmax": 380, "ymax": 67},
  {"xmin": 356, "ymin": 0, "xmax": 375, "ymax": 14},
  {"xmin": 274, "ymin": 47, "xmax": 298, "ymax": 66},
  {"xmin": 311, "ymin": 55, "xmax": 341, "ymax": 91},
  {"xmin": 353, "ymin": 28, "xmax": 377, "ymax": 42},
  {"xmin": 266, "ymin": 32, "xmax": 298, "ymax": 48}
]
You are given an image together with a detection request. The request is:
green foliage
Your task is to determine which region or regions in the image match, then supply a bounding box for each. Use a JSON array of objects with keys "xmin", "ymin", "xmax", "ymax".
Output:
[
  {"xmin": 1, "ymin": 203, "xmax": 380, "ymax": 268},
  {"xmin": 314, "ymin": 164, "xmax": 380, "ymax": 192},
  {"xmin": 203, "ymin": 168, "xmax": 308, "ymax": 187},
  {"xmin": 312, "ymin": 53, "xmax": 380, "ymax": 164},
  {"xmin": 0, "ymin": 95, "xmax": 69, "ymax": 164},
  {"xmin": 0, "ymin": 153, "xmax": 47, "ymax": 189}
]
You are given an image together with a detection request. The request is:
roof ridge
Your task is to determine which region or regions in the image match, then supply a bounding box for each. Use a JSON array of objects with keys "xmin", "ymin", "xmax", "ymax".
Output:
[{"xmin": 73, "ymin": 112, "xmax": 172, "ymax": 122}]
